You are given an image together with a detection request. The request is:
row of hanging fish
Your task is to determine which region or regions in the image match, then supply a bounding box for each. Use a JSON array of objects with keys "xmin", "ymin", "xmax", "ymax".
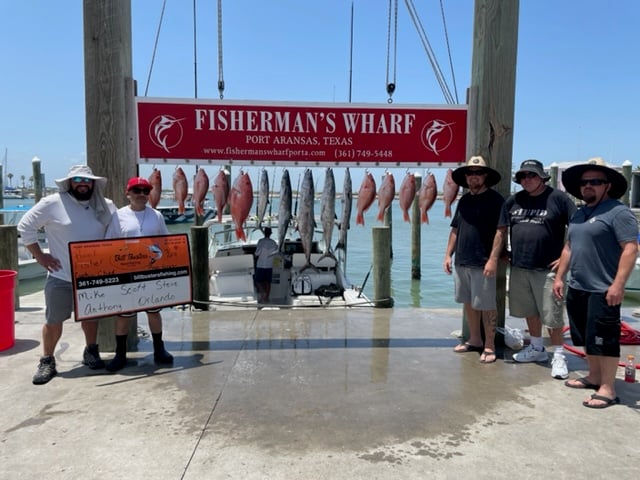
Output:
[
  {"xmin": 146, "ymin": 166, "xmax": 461, "ymax": 251},
  {"xmin": 355, "ymin": 168, "xmax": 460, "ymax": 224}
]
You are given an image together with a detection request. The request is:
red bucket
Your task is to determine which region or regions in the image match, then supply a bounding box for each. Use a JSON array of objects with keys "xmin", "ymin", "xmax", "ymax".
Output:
[{"xmin": 0, "ymin": 270, "xmax": 17, "ymax": 351}]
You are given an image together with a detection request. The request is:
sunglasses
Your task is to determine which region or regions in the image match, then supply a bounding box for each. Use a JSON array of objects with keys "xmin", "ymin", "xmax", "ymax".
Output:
[
  {"xmin": 71, "ymin": 176, "xmax": 93, "ymax": 183},
  {"xmin": 465, "ymin": 169, "xmax": 486, "ymax": 176},
  {"xmin": 579, "ymin": 179, "xmax": 609, "ymax": 187},
  {"xmin": 518, "ymin": 172, "xmax": 538, "ymax": 179},
  {"xmin": 130, "ymin": 187, "xmax": 151, "ymax": 195}
]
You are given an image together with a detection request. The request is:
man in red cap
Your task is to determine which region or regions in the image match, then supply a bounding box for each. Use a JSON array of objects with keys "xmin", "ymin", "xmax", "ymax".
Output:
[{"xmin": 104, "ymin": 177, "xmax": 174, "ymax": 372}]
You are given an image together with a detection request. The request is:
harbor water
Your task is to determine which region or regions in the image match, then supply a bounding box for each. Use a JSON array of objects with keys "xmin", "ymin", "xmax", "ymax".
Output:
[{"xmin": 5, "ymin": 196, "xmax": 456, "ymax": 308}]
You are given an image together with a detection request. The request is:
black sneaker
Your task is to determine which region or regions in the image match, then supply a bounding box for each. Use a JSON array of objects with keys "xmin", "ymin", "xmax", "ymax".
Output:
[
  {"xmin": 82, "ymin": 344, "xmax": 105, "ymax": 369},
  {"xmin": 105, "ymin": 354, "xmax": 127, "ymax": 372},
  {"xmin": 154, "ymin": 348, "xmax": 174, "ymax": 365},
  {"xmin": 33, "ymin": 356, "xmax": 57, "ymax": 385}
]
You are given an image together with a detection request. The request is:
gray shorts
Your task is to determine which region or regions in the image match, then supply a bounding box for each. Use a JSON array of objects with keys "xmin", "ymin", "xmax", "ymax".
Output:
[
  {"xmin": 44, "ymin": 276, "xmax": 74, "ymax": 324},
  {"xmin": 508, "ymin": 267, "xmax": 564, "ymax": 328},
  {"xmin": 453, "ymin": 265, "xmax": 496, "ymax": 310}
]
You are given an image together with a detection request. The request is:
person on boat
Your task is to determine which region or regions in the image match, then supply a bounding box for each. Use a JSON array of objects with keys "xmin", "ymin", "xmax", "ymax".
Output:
[
  {"xmin": 497, "ymin": 159, "xmax": 576, "ymax": 378},
  {"xmin": 17, "ymin": 165, "xmax": 117, "ymax": 385},
  {"xmin": 553, "ymin": 158, "xmax": 637, "ymax": 409},
  {"xmin": 443, "ymin": 155, "xmax": 505, "ymax": 364},
  {"xmin": 103, "ymin": 176, "xmax": 174, "ymax": 372},
  {"xmin": 254, "ymin": 227, "xmax": 279, "ymax": 304}
]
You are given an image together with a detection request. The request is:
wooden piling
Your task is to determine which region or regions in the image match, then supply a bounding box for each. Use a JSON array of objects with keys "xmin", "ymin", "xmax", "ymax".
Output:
[
  {"xmin": 191, "ymin": 225, "xmax": 210, "ymax": 311},
  {"xmin": 411, "ymin": 174, "xmax": 422, "ymax": 279},
  {"xmin": 32, "ymin": 157, "xmax": 43, "ymax": 203},
  {"xmin": 372, "ymin": 226, "xmax": 393, "ymax": 308}
]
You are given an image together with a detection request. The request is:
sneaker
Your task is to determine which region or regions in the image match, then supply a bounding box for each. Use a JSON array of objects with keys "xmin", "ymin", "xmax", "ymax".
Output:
[
  {"xmin": 33, "ymin": 356, "xmax": 57, "ymax": 385},
  {"xmin": 82, "ymin": 344, "xmax": 105, "ymax": 370},
  {"xmin": 512, "ymin": 344, "xmax": 548, "ymax": 363},
  {"xmin": 551, "ymin": 354, "xmax": 569, "ymax": 379},
  {"xmin": 154, "ymin": 348, "xmax": 174, "ymax": 365},
  {"xmin": 105, "ymin": 354, "xmax": 127, "ymax": 373}
]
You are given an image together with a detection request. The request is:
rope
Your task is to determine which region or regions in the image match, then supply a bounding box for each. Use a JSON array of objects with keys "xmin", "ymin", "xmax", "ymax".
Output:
[
  {"xmin": 143, "ymin": 0, "xmax": 168, "ymax": 96},
  {"xmin": 385, "ymin": 0, "xmax": 398, "ymax": 103},
  {"xmin": 562, "ymin": 322, "xmax": 640, "ymax": 369},
  {"xmin": 193, "ymin": 0, "xmax": 198, "ymax": 98},
  {"xmin": 217, "ymin": 0, "xmax": 225, "ymax": 99},
  {"xmin": 404, "ymin": 0, "xmax": 455, "ymax": 104},
  {"xmin": 438, "ymin": 0, "xmax": 459, "ymax": 104},
  {"xmin": 192, "ymin": 298, "xmax": 378, "ymax": 310}
]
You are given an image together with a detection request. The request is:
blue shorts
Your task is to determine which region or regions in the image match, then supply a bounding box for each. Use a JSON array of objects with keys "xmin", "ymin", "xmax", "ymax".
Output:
[{"xmin": 566, "ymin": 287, "xmax": 620, "ymax": 357}]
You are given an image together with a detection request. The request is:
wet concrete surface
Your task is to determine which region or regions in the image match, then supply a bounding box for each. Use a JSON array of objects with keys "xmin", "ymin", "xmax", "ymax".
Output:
[{"xmin": 1, "ymin": 291, "xmax": 640, "ymax": 479}]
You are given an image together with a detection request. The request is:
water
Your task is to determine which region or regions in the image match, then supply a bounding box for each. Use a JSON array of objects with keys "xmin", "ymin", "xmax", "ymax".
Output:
[
  {"xmin": 168, "ymin": 197, "xmax": 457, "ymax": 309},
  {"xmin": 3, "ymin": 196, "xmax": 458, "ymax": 308}
]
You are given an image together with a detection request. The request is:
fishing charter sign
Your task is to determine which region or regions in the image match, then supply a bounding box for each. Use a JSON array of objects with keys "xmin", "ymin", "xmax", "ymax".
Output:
[
  {"xmin": 69, "ymin": 234, "xmax": 192, "ymax": 321},
  {"xmin": 136, "ymin": 97, "xmax": 467, "ymax": 167}
]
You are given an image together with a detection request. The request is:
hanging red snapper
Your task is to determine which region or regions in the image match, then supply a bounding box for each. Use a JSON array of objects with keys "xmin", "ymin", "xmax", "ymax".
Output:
[
  {"xmin": 355, "ymin": 171, "xmax": 376, "ymax": 226},
  {"xmin": 442, "ymin": 168, "xmax": 459, "ymax": 218},
  {"xmin": 192, "ymin": 168, "xmax": 210, "ymax": 216},
  {"xmin": 398, "ymin": 171, "xmax": 416, "ymax": 222},
  {"xmin": 172, "ymin": 167, "xmax": 189, "ymax": 214},
  {"xmin": 376, "ymin": 171, "xmax": 395, "ymax": 222},
  {"xmin": 418, "ymin": 172, "xmax": 437, "ymax": 224},
  {"xmin": 212, "ymin": 168, "xmax": 230, "ymax": 223},
  {"xmin": 229, "ymin": 170, "xmax": 253, "ymax": 241},
  {"xmin": 148, "ymin": 168, "xmax": 162, "ymax": 209}
]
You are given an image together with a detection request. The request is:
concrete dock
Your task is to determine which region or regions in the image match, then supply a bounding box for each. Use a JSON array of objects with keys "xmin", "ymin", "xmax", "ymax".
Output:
[{"xmin": 1, "ymin": 290, "xmax": 639, "ymax": 480}]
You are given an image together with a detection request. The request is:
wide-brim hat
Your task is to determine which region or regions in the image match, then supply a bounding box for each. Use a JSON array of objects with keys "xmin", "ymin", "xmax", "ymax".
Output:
[
  {"xmin": 452, "ymin": 155, "xmax": 501, "ymax": 188},
  {"xmin": 513, "ymin": 159, "xmax": 550, "ymax": 184},
  {"xmin": 55, "ymin": 165, "xmax": 107, "ymax": 192},
  {"xmin": 561, "ymin": 157, "xmax": 627, "ymax": 200}
]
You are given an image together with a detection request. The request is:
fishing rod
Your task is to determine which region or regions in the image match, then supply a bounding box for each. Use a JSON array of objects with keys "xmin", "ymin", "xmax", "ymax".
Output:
[
  {"xmin": 268, "ymin": 166, "xmax": 276, "ymax": 219},
  {"xmin": 293, "ymin": 171, "xmax": 302, "ymax": 218},
  {"xmin": 357, "ymin": 264, "xmax": 373, "ymax": 298}
]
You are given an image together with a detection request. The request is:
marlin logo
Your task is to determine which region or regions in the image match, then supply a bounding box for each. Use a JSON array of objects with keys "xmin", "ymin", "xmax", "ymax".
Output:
[
  {"xmin": 148, "ymin": 244, "xmax": 163, "ymax": 264},
  {"xmin": 421, "ymin": 119, "xmax": 454, "ymax": 156},
  {"xmin": 149, "ymin": 115, "xmax": 185, "ymax": 153}
]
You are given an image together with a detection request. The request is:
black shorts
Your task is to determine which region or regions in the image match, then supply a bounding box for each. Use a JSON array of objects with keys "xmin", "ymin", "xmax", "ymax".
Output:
[
  {"xmin": 566, "ymin": 287, "xmax": 621, "ymax": 357},
  {"xmin": 254, "ymin": 268, "xmax": 273, "ymax": 284}
]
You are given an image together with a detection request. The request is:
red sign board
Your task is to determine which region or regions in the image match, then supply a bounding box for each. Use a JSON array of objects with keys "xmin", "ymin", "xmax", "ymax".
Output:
[{"xmin": 136, "ymin": 98, "xmax": 467, "ymax": 167}]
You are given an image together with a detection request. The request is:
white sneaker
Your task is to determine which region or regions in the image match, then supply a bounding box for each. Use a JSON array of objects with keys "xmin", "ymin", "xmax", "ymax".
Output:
[
  {"xmin": 551, "ymin": 354, "xmax": 569, "ymax": 379},
  {"xmin": 512, "ymin": 344, "xmax": 548, "ymax": 363}
]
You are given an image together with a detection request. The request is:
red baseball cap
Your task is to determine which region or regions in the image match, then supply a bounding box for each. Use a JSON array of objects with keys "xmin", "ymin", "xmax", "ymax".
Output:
[{"xmin": 127, "ymin": 177, "xmax": 152, "ymax": 191}]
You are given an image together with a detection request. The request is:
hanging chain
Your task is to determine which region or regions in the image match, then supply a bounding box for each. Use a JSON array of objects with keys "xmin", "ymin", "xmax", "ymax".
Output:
[
  {"xmin": 385, "ymin": 0, "xmax": 398, "ymax": 103},
  {"xmin": 217, "ymin": 0, "xmax": 225, "ymax": 99}
]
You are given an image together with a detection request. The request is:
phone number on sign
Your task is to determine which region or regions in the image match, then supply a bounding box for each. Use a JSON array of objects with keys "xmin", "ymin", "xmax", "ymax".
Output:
[
  {"xmin": 335, "ymin": 149, "xmax": 393, "ymax": 159},
  {"xmin": 77, "ymin": 277, "xmax": 120, "ymax": 288}
]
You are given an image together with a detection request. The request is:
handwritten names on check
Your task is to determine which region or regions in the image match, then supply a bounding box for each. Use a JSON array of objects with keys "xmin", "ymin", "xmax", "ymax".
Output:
[{"xmin": 69, "ymin": 234, "xmax": 192, "ymax": 321}]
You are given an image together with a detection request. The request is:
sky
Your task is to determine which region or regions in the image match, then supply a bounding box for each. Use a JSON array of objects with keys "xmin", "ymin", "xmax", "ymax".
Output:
[{"xmin": 1, "ymin": 0, "xmax": 639, "ymax": 194}]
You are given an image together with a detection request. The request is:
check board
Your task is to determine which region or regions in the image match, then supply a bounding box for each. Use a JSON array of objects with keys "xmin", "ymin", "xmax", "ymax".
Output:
[{"xmin": 69, "ymin": 234, "xmax": 192, "ymax": 321}]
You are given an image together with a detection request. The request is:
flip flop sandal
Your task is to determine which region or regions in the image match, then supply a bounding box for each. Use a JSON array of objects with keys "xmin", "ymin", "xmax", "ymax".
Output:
[
  {"xmin": 564, "ymin": 377, "xmax": 600, "ymax": 390},
  {"xmin": 480, "ymin": 350, "xmax": 497, "ymax": 364},
  {"xmin": 454, "ymin": 342, "xmax": 483, "ymax": 353},
  {"xmin": 582, "ymin": 394, "xmax": 620, "ymax": 409}
]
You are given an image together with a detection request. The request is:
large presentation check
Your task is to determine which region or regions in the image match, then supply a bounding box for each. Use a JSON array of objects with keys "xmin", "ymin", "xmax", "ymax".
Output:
[{"xmin": 69, "ymin": 234, "xmax": 192, "ymax": 321}]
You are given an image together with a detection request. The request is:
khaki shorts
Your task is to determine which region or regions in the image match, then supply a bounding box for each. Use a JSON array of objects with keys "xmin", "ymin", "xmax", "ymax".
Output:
[{"xmin": 508, "ymin": 267, "xmax": 564, "ymax": 328}]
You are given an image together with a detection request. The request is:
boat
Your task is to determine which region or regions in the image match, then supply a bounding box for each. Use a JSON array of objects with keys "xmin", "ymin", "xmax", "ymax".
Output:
[
  {"xmin": 205, "ymin": 218, "xmax": 371, "ymax": 308},
  {"xmin": 3, "ymin": 189, "xmax": 24, "ymax": 200},
  {"xmin": 0, "ymin": 205, "xmax": 48, "ymax": 281},
  {"xmin": 157, "ymin": 205, "xmax": 216, "ymax": 224}
]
